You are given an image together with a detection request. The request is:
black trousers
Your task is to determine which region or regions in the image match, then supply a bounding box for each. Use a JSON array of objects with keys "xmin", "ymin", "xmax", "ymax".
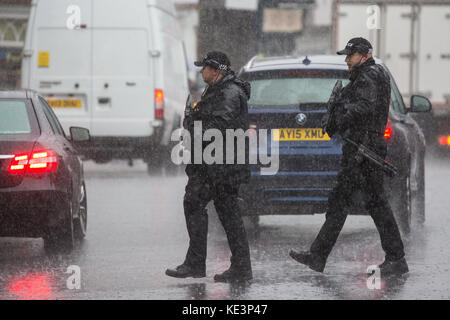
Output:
[
  {"xmin": 182, "ymin": 171, "xmax": 252, "ymax": 273},
  {"xmin": 310, "ymin": 157, "xmax": 405, "ymax": 262}
]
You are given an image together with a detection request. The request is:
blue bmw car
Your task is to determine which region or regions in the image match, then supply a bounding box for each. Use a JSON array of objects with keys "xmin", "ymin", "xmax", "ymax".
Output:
[{"xmin": 238, "ymin": 55, "xmax": 431, "ymax": 234}]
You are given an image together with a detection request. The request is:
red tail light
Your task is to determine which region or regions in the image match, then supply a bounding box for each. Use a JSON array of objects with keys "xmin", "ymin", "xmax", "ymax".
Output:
[
  {"xmin": 249, "ymin": 123, "xmax": 257, "ymax": 137},
  {"xmin": 154, "ymin": 89, "xmax": 164, "ymax": 119},
  {"xmin": 384, "ymin": 119, "xmax": 393, "ymax": 143},
  {"xmin": 8, "ymin": 149, "xmax": 58, "ymax": 174},
  {"xmin": 439, "ymin": 135, "xmax": 450, "ymax": 146},
  {"xmin": 8, "ymin": 154, "xmax": 28, "ymax": 174},
  {"xmin": 29, "ymin": 150, "xmax": 58, "ymax": 173}
]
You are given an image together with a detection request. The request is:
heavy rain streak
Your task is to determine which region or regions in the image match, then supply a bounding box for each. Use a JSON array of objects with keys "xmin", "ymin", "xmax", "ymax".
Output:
[{"xmin": 0, "ymin": 0, "xmax": 449, "ymax": 303}]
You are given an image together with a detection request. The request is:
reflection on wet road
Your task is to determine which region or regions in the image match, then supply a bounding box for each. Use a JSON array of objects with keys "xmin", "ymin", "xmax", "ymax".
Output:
[{"xmin": 0, "ymin": 153, "xmax": 449, "ymax": 299}]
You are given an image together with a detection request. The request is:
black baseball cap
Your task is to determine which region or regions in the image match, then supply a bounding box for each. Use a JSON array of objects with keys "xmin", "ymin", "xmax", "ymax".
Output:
[
  {"xmin": 337, "ymin": 37, "xmax": 373, "ymax": 55},
  {"xmin": 194, "ymin": 51, "xmax": 231, "ymax": 71}
]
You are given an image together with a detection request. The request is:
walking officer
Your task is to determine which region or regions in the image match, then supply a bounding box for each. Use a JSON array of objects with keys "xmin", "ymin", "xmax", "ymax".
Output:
[
  {"xmin": 289, "ymin": 38, "xmax": 409, "ymax": 277},
  {"xmin": 166, "ymin": 51, "xmax": 253, "ymax": 282}
]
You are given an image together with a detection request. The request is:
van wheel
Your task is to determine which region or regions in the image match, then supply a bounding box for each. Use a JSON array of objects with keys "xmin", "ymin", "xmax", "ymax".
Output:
[
  {"xmin": 164, "ymin": 163, "xmax": 181, "ymax": 176},
  {"xmin": 163, "ymin": 150, "xmax": 181, "ymax": 176},
  {"xmin": 74, "ymin": 183, "xmax": 88, "ymax": 240},
  {"xmin": 147, "ymin": 161, "xmax": 162, "ymax": 175},
  {"xmin": 93, "ymin": 156, "xmax": 112, "ymax": 164},
  {"xmin": 44, "ymin": 197, "xmax": 75, "ymax": 254}
]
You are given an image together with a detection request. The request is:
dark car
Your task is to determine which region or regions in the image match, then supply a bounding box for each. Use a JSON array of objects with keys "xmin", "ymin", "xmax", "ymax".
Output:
[
  {"xmin": 408, "ymin": 105, "xmax": 450, "ymax": 155},
  {"xmin": 0, "ymin": 90, "xmax": 90, "ymax": 252},
  {"xmin": 238, "ymin": 55, "xmax": 431, "ymax": 234},
  {"xmin": 426, "ymin": 110, "xmax": 450, "ymax": 153},
  {"xmin": 435, "ymin": 121, "xmax": 450, "ymax": 150}
]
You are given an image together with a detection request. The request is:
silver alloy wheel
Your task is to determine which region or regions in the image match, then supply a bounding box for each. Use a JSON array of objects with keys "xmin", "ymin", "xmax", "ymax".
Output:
[
  {"xmin": 404, "ymin": 174, "xmax": 412, "ymax": 234},
  {"xmin": 407, "ymin": 175, "xmax": 411, "ymax": 217},
  {"xmin": 77, "ymin": 183, "xmax": 87, "ymax": 237}
]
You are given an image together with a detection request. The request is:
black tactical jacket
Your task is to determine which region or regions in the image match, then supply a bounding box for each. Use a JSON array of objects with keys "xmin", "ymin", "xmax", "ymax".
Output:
[
  {"xmin": 336, "ymin": 57, "xmax": 391, "ymax": 159},
  {"xmin": 183, "ymin": 72, "xmax": 251, "ymax": 185}
]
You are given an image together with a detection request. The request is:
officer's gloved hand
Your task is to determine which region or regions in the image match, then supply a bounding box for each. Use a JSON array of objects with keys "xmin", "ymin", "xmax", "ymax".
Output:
[
  {"xmin": 184, "ymin": 94, "xmax": 196, "ymax": 118},
  {"xmin": 340, "ymin": 128, "xmax": 352, "ymax": 140},
  {"xmin": 184, "ymin": 104, "xmax": 193, "ymax": 120}
]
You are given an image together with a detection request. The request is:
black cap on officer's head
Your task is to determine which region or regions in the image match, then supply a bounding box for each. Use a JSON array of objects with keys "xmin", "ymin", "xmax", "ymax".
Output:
[
  {"xmin": 194, "ymin": 51, "xmax": 231, "ymax": 71},
  {"xmin": 337, "ymin": 37, "xmax": 373, "ymax": 55}
]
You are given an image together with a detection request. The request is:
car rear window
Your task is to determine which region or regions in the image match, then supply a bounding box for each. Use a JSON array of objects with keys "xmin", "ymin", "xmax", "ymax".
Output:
[
  {"xmin": 0, "ymin": 99, "xmax": 38, "ymax": 136},
  {"xmin": 242, "ymin": 70, "xmax": 350, "ymax": 107}
]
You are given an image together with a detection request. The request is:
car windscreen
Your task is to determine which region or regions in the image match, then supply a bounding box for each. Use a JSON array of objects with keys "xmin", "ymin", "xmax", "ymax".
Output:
[
  {"xmin": 0, "ymin": 99, "xmax": 38, "ymax": 136},
  {"xmin": 241, "ymin": 70, "xmax": 350, "ymax": 108}
]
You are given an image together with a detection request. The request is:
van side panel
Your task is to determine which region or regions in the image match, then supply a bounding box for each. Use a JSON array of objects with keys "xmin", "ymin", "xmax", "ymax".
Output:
[
  {"xmin": 147, "ymin": 0, "xmax": 177, "ymax": 16},
  {"xmin": 36, "ymin": 28, "xmax": 92, "ymax": 131},
  {"xmin": 91, "ymin": 0, "xmax": 154, "ymax": 137},
  {"xmin": 23, "ymin": 0, "xmax": 93, "ymax": 132},
  {"xmin": 149, "ymin": 6, "xmax": 189, "ymax": 145},
  {"xmin": 21, "ymin": 0, "xmax": 37, "ymax": 89},
  {"xmin": 22, "ymin": 0, "xmax": 189, "ymax": 160},
  {"xmin": 91, "ymin": 28, "xmax": 154, "ymax": 136}
]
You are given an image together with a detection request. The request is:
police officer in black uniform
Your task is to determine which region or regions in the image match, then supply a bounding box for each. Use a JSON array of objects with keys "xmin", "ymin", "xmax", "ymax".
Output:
[
  {"xmin": 289, "ymin": 38, "xmax": 409, "ymax": 276},
  {"xmin": 165, "ymin": 51, "xmax": 253, "ymax": 282}
]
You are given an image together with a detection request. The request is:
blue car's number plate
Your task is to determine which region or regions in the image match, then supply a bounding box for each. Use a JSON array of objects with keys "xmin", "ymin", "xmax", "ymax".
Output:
[{"xmin": 273, "ymin": 128, "xmax": 330, "ymax": 141}]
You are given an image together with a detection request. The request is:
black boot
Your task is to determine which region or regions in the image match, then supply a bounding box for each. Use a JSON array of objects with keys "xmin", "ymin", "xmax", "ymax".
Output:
[
  {"xmin": 289, "ymin": 249, "xmax": 326, "ymax": 273},
  {"xmin": 378, "ymin": 257, "xmax": 409, "ymax": 277},
  {"xmin": 165, "ymin": 264, "xmax": 206, "ymax": 279},
  {"xmin": 214, "ymin": 268, "xmax": 252, "ymax": 283}
]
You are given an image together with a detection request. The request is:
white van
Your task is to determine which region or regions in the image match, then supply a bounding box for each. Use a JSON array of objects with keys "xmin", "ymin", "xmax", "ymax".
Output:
[{"xmin": 21, "ymin": 0, "xmax": 189, "ymax": 172}]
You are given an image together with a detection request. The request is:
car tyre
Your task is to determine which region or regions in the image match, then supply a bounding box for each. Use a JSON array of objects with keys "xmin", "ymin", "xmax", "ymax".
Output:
[
  {"xmin": 93, "ymin": 156, "xmax": 112, "ymax": 164},
  {"xmin": 74, "ymin": 183, "xmax": 88, "ymax": 240},
  {"xmin": 411, "ymin": 158, "xmax": 425, "ymax": 227},
  {"xmin": 147, "ymin": 161, "xmax": 162, "ymax": 175},
  {"xmin": 44, "ymin": 197, "xmax": 75, "ymax": 254},
  {"xmin": 163, "ymin": 144, "xmax": 182, "ymax": 176},
  {"xmin": 397, "ymin": 172, "xmax": 412, "ymax": 236}
]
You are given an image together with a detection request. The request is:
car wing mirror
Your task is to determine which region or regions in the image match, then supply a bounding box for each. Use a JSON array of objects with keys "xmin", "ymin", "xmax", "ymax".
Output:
[
  {"xmin": 409, "ymin": 95, "xmax": 432, "ymax": 113},
  {"xmin": 70, "ymin": 127, "xmax": 91, "ymax": 143}
]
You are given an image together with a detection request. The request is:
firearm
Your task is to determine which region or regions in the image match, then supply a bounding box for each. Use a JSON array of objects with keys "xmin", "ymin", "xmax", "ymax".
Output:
[
  {"xmin": 344, "ymin": 137, "xmax": 398, "ymax": 177},
  {"xmin": 184, "ymin": 94, "xmax": 195, "ymax": 117},
  {"xmin": 324, "ymin": 80, "xmax": 398, "ymax": 177},
  {"xmin": 323, "ymin": 80, "xmax": 343, "ymax": 137}
]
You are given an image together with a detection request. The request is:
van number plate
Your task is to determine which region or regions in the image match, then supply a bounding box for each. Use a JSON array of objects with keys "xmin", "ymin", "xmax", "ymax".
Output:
[
  {"xmin": 46, "ymin": 99, "xmax": 82, "ymax": 108},
  {"xmin": 273, "ymin": 128, "xmax": 330, "ymax": 141}
]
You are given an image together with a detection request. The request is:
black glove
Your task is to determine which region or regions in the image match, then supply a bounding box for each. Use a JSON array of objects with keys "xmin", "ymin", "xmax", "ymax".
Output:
[{"xmin": 339, "ymin": 128, "xmax": 352, "ymax": 140}]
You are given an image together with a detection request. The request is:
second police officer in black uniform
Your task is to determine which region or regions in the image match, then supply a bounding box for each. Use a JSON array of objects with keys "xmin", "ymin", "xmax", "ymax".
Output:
[
  {"xmin": 289, "ymin": 38, "xmax": 409, "ymax": 277},
  {"xmin": 166, "ymin": 51, "xmax": 253, "ymax": 283}
]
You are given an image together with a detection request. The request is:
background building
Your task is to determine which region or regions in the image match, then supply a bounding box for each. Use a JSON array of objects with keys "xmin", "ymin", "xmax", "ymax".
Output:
[
  {"xmin": 0, "ymin": 0, "xmax": 31, "ymax": 89},
  {"xmin": 175, "ymin": 0, "xmax": 334, "ymax": 72},
  {"xmin": 0, "ymin": 0, "xmax": 336, "ymax": 88},
  {"xmin": 1, "ymin": 0, "xmax": 449, "ymax": 103},
  {"xmin": 335, "ymin": 0, "xmax": 450, "ymax": 108}
]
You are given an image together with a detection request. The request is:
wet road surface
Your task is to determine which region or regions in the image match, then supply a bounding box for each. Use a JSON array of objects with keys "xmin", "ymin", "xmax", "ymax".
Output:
[{"xmin": 0, "ymin": 153, "xmax": 449, "ymax": 300}]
